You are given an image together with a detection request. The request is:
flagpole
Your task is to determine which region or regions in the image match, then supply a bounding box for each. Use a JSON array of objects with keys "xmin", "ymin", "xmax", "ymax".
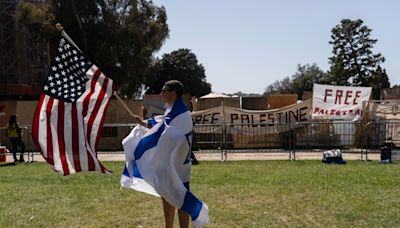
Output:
[
  {"xmin": 113, "ymin": 92, "xmax": 135, "ymax": 117},
  {"xmin": 113, "ymin": 92, "xmax": 147, "ymax": 127},
  {"xmin": 55, "ymin": 23, "xmax": 82, "ymax": 52}
]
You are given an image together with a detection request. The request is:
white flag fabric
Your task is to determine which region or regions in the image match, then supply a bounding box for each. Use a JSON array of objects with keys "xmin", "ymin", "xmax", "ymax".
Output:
[
  {"xmin": 120, "ymin": 99, "xmax": 209, "ymax": 226},
  {"xmin": 312, "ymin": 84, "xmax": 371, "ymax": 121}
]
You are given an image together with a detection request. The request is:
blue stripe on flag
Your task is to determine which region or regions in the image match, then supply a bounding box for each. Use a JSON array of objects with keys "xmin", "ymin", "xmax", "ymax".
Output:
[
  {"xmin": 132, "ymin": 160, "xmax": 143, "ymax": 178},
  {"xmin": 133, "ymin": 98, "xmax": 187, "ymax": 161},
  {"xmin": 147, "ymin": 118, "xmax": 157, "ymax": 127},
  {"xmin": 123, "ymin": 164, "xmax": 130, "ymax": 176},
  {"xmin": 122, "ymin": 161, "xmax": 143, "ymax": 179},
  {"xmin": 181, "ymin": 191, "xmax": 202, "ymax": 220},
  {"xmin": 165, "ymin": 98, "xmax": 188, "ymax": 125},
  {"xmin": 183, "ymin": 181, "xmax": 190, "ymax": 190},
  {"xmin": 134, "ymin": 124, "xmax": 165, "ymax": 160}
]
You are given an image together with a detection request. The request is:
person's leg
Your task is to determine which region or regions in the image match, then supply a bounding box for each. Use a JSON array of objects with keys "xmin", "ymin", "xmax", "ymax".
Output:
[
  {"xmin": 10, "ymin": 138, "xmax": 18, "ymax": 162},
  {"xmin": 162, "ymin": 197, "xmax": 175, "ymax": 228},
  {"xmin": 178, "ymin": 209, "xmax": 190, "ymax": 228},
  {"xmin": 191, "ymin": 151, "xmax": 199, "ymax": 164},
  {"xmin": 17, "ymin": 138, "xmax": 25, "ymax": 162}
]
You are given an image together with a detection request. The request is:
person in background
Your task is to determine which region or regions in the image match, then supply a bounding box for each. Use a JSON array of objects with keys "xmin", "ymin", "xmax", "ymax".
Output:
[{"xmin": 6, "ymin": 114, "xmax": 25, "ymax": 163}]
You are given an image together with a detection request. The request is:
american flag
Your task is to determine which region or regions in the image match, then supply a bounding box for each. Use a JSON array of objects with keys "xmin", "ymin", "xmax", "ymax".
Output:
[{"xmin": 32, "ymin": 35, "xmax": 114, "ymax": 175}]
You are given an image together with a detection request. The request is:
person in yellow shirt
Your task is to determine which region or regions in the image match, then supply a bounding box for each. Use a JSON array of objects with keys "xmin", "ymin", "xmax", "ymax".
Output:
[{"xmin": 5, "ymin": 115, "xmax": 25, "ymax": 163}]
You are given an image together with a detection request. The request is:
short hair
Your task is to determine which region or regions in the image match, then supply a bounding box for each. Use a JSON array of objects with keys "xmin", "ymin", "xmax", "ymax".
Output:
[
  {"xmin": 9, "ymin": 114, "xmax": 17, "ymax": 124},
  {"xmin": 163, "ymin": 80, "xmax": 184, "ymax": 97},
  {"xmin": 10, "ymin": 114, "xmax": 17, "ymax": 121}
]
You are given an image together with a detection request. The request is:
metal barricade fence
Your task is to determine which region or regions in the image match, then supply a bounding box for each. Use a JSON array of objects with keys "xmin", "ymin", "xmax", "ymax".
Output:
[
  {"xmin": 0, "ymin": 124, "xmax": 138, "ymax": 162},
  {"xmin": 192, "ymin": 124, "xmax": 224, "ymax": 150},
  {"xmin": 363, "ymin": 120, "xmax": 400, "ymax": 160},
  {"xmin": 293, "ymin": 121, "xmax": 365, "ymax": 160},
  {"xmin": 224, "ymin": 123, "xmax": 295, "ymax": 159},
  {"xmin": 192, "ymin": 123, "xmax": 296, "ymax": 160},
  {"xmin": 0, "ymin": 126, "xmax": 34, "ymax": 162},
  {"xmin": 98, "ymin": 123, "xmax": 137, "ymax": 152},
  {"xmin": 191, "ymin": 120, "xmax": 400, "ymax": 160},
  {"xmin": 192, "ymin": 124, "xmax": 226, "ymax": 160},
  {"xmin": 0, "ymin": 120, "xmax": 399, "ymax": 161}
]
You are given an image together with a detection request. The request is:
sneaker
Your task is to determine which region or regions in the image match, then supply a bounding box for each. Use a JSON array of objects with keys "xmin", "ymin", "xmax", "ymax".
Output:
[{"xmin": 192, "ymin": 159, "xmax": 200, "ymax": 165}]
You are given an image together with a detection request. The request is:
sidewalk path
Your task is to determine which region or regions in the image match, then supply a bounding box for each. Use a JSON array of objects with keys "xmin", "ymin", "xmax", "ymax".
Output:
[{"xmin": 5, "ymin": 151, "xmax": 380, "ymax": 163}]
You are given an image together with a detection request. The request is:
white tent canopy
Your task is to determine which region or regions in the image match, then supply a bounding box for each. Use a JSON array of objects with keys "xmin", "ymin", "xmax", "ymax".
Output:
[{"xmin": 200, "ymin": 92, "xmax": 230, "ymax": 99}]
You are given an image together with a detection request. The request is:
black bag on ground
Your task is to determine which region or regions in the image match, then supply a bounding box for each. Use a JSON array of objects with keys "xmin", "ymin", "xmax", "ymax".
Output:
[{"xmin": 322, "ymin": 149, "xmax": 346, "ymax": 164}]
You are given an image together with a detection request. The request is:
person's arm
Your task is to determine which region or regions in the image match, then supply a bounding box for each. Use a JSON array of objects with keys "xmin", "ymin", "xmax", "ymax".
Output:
[{"xmin": 16, "ymin": 123, "xmax": 22, "ymax": 136}]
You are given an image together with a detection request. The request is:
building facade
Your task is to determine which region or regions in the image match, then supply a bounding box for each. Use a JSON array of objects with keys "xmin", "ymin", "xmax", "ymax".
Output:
[{"xmin": 0, "ymin": 0, "xmax": 49, "ymax": 100}]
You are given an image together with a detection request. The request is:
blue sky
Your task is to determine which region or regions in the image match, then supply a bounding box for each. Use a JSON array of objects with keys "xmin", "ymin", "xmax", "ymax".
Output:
[{"xmin": 152, "ymin": 0, "xmax": 400, "ymax": 94}]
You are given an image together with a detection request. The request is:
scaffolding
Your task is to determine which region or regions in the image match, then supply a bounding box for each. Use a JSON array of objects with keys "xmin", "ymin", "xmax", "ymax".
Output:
[
  {"xmin": 0, "ymin": 0, "xmax": 17, "ymax": 86},
  {"xmin": 0, "ymin": 0, "xmax": 49, "ymax": 100}
]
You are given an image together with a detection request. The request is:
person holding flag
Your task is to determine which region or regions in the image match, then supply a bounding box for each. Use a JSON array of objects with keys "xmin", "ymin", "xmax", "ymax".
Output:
[{"xmin": 121, "ymin": 80, "xmax": 209, "ymax": 227}]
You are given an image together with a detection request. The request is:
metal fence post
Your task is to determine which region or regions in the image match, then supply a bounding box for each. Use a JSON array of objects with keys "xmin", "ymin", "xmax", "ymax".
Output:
[
  {"xmin": 289, "ymin": 124, "xmax": 293, "ymax": 161},
  {"xmin": 221, "ymin": 124, "xmax": 227, "ymax": 161}
]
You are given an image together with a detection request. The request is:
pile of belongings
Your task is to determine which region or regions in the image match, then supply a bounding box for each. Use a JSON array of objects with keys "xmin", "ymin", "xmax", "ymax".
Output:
[{"xmin": 322, "ymin": 149, "xmax": 346, "ymax": 164}]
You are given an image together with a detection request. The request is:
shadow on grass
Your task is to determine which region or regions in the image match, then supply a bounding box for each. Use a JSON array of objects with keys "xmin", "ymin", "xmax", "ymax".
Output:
[{"xmin": 0, "ymin": 162, "xmax": 17, "ymax": 167}]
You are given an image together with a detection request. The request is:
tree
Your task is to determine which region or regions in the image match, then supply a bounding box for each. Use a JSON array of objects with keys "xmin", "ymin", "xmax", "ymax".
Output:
[
  {"xmin": 370, "ymin": 66, "xmax": 390, "ymax": 99},
  {"xmin": 228, "ymin": 91, "xmax": 261, "ymax": 97},
  {"xmin": 291, "ymin": 64, "xmax": 329, "ymax": 99},
  {"xmin": 16, "ymin": 0, "xmax": 169, "ymax": 98},
  {"xmin": 328, "ymin": 19, "xmax": 387, "ymax": 89},
  {"xmin": 264, "ymin": 76, "xmax": 295, "ymax": 96},
  {"xmin": 145, "ymin": 49, "xmax": 211, "ymax": 97},
  {"xmin": 16, "ymin": 2, "xmax": 55, "ymax": 41},
  {"xmin": 264, "ymin": 64, "xmax": 328, "ymax": 99}
]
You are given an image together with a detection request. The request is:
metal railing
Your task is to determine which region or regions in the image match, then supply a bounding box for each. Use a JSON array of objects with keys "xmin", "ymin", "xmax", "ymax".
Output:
[
  {"xmin": 193, "ymin": 120, "xmax": 400, "ymax": 160},
  {"xmin": 0, "ymin": 120, "xmax": 399, "ymax": 161},
  {"xmin": 0, "ymin": 126, "xmax": 35, "ymax": 162}
]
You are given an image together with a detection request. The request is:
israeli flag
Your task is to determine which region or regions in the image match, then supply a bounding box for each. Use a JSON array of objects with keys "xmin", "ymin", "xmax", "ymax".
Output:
[{"xmin": 121, "ymin": 99, "xmax": 209, "ymax": 226}]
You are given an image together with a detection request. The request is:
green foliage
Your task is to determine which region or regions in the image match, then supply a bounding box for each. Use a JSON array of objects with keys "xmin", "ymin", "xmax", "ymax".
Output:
[
  {"xmin": 16, "ymin": 2, "xmax": 56, "ymax": 41},
  {"xmin": 265, "ymin": 19, "xmax": 390, "ymax": 100},
  {"xmin": 291, "ymin": 64, "xmax": 330, "ymax": 99},
  {"xmin": 265, "ymin": 64, "xmax": 328, "ymax": 99},
  {"xmin": 145, "ymin": 48, "xmax": 211, "ymax": 97},
  {"xmin": 16, "ymin": 0, "xmax": 169, "ymax": 98},
  {"xmin": 265, "ymin": 76, "xmax": 294, "ymax": 95},
  {"xmin": 228, "ymin": 91, "xmax": 261, "ymax": 97},
  {"xmin": 328, "ymin": 19, "xmax": 388, "ymax": 95},
  {"xmin": 1, "ymin": 161, "xmax": 400, "ymax": 227},
  {"xmin": 370, "ymin": 66, "xmax": 390, "ymax": 99}
]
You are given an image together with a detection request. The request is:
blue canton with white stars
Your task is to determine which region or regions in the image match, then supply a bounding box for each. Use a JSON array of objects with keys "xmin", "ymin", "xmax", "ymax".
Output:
[{"xmin": 43, "ymin": 37, "xmax": 92, "ymax": 103}]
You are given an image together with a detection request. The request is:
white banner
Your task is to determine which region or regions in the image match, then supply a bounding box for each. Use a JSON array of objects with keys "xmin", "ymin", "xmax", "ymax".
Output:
[
  {"xmin": 365, "ymin": 100, "xmax": 400, "ymax": 147},
  {"xmin": 192, "ymin": 99, "xmax": 312, "ymax": 131},
  {"xmin": 366, "ymin": 100, "xmax": 400, "ymax": 120},
  {"xmin": 312, "ymin": 84, "xmax": 371, "ymax": 121}
]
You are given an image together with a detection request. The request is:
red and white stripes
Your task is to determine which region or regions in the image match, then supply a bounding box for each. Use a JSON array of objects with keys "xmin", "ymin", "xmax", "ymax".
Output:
[{"xmin": 32, "ymin": 66, "xmax": 113, "ymax": 175}]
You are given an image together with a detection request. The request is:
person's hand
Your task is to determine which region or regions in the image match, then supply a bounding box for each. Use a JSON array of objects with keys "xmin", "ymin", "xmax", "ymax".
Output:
[
  {"xmin": 132, "ymin": 115, "xmax": 141, "ymax": 123},
  {"xmin": 132, "ymin": 115, "xmax": 146, "ymax": 127}
]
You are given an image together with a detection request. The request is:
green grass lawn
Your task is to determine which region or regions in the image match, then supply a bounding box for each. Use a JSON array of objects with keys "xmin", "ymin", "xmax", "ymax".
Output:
[{"xmin": 1, "ymin": 160, "xmax": 400, "ymax": 227}]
